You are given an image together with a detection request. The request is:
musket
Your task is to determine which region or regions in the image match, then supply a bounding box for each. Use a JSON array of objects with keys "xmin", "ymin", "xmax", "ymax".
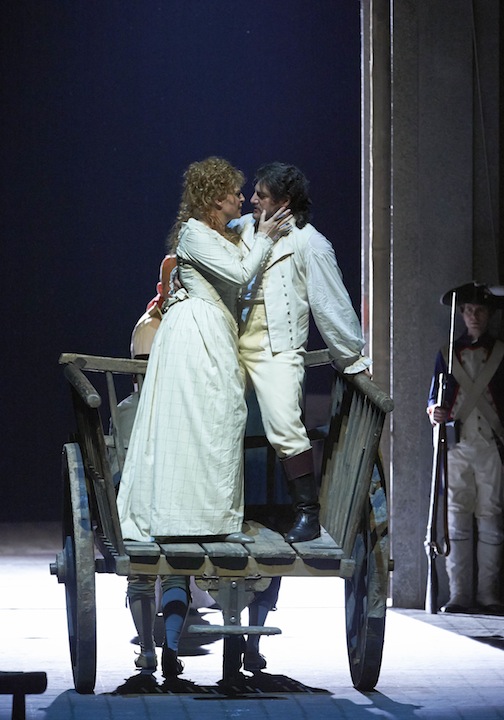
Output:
[{"xmin": 424, "ymin": 290, "xmax": 456, "ymax": 613}]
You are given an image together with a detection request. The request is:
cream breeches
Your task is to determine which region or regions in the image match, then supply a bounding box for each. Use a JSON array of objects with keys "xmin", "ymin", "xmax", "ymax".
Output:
[{"xmin": 239, "ymin": 303, "xmax": 310, "ymax": 459}]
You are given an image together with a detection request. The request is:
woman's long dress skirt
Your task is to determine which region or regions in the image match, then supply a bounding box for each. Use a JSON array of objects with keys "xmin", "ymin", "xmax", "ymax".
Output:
[{"xmin": 117, "ymin": 297, "xmax": 246, "ymax": 541}]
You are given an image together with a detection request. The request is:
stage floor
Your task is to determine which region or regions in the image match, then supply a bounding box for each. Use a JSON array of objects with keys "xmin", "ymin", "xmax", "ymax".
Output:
[{"xmin": 1, "ymin": 522, "xmax": 503, "ymax": 720}]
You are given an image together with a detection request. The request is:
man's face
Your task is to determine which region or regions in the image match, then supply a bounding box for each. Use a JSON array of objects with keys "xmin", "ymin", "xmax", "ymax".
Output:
[
  {"xmin": 250, "ymin": 182, "xmax": 288, "ymax": 221},
  {"xmin": 461, "ymin": 303, "xmax": 490, "ymax": 340}
]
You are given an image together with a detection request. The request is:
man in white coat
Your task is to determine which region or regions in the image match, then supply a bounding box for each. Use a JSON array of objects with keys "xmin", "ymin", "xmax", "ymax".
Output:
[{"xmin": 232, "ymin": 162, "xmax": 371, "ymax": 544}]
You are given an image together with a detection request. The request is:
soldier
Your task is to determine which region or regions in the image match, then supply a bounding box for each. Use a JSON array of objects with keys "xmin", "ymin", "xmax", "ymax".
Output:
[{"xmin": 427, "ymin": 282, "xmax": 504, "ymax": 614}]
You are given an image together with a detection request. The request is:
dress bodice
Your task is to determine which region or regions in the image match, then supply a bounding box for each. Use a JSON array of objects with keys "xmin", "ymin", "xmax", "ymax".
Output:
[{"xmin": 176, "ymin": 218, "xmax": 270, "ymax": 319}]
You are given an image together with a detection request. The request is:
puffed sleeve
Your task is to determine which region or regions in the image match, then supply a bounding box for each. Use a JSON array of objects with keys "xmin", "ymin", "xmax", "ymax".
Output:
[
  {"xmin": 179, "ymin": 220, "xmax": 272, "ymax": 286},
  {"xmin": 305, "ymin": 230, "xmax": 371, "ymax": 374}
]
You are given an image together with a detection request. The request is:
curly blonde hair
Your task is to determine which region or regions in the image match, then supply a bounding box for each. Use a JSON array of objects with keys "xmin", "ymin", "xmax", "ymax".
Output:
[{"xmin": 168, "ymin": 157, "xmax": 244, "ymax": 250}]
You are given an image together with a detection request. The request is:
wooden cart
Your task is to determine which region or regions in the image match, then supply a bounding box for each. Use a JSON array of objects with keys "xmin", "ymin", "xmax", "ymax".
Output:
[{"xmin": 50, "ymin": 350, "xmax": 393, "ymax": 694}]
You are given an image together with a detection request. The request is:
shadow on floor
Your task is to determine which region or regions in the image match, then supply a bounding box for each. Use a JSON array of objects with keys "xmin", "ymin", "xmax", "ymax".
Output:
[
  {"xmin": 472, "ymin": 634, "xmax": 504, "ymax": 650},
  {"xmin": 109, "ymin": 670, "xmax": 330, "ymax": 696}
]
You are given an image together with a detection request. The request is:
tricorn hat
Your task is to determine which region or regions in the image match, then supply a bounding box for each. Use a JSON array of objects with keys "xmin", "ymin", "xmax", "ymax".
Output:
[{"xmin": 440, "ymin": 281, "xmax": 504, "ymax": 309}]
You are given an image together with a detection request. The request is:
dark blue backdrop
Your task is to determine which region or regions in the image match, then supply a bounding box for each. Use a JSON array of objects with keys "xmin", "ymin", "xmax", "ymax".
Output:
[{"xmin": 0, "ymin": 0, "xmax": 361, "ymax": 521}]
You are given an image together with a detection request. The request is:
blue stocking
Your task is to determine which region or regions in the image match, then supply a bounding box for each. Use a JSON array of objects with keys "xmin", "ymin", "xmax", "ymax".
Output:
[{"xmin": 161, "ymin": 584, "xmax": 190, "ymax": 652}]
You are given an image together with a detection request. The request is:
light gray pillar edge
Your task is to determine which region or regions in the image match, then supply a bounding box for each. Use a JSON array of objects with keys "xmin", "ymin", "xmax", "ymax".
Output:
[
  {"xmin": 360, "ymin": 1, "xmax": 392, "ymax": 482},
  {"xmin": 360, "ymin": 0, "xmax": 393, "ymax": 583}
]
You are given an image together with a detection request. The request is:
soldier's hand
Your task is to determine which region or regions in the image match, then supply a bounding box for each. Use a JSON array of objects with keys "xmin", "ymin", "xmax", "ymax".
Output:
[{"xmin": 427, "ymin": 404, "xmax": 448, "ymax": 425}]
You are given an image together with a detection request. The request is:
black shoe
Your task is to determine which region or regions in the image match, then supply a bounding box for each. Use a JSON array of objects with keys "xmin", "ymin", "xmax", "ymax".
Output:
[
  {"xmin": 243, "ymin": 649, "xmax": 267, "ymax": 672},
  {"xmin": 440, "ymin": 603, "xmax": 472, "ymax": 614},
  {"xmin": 284, "ymin": 509, "xmax": 320, "ymax": 543},
  {"xmin": 161, "ymin": 645, "xmax": 184, "ymax": 678}
]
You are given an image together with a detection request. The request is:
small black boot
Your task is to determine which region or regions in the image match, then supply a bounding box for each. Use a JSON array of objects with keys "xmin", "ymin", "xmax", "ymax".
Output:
[{"xmin": 282, "ymin": 449, "xmax": 320, "ymax": 543}]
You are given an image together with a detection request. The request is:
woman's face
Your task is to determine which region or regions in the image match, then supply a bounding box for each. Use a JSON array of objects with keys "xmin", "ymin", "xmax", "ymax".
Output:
[{"xmin": 220, "ymin": 187, "xmax": 244, "ymax": 222}]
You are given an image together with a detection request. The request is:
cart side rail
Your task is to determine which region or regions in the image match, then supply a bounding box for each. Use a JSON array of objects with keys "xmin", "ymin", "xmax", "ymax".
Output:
[
  {"xmin": 62, "ymin": 360, "xmax": 127, "ymax": 559},
  {"xmin": 60, "ymin": 351, "xmax": 393, "ymax": 561},
  {"xmin": 303, "ymin": 349, "xmax": 393, "ymax": 415},
  {"xmin": 319, "ymin": 371, "xmax": 392, "ymax": 557},
  {"xmin": 59, "ymin": 352, "xmax": 148, "ymax": 376}
]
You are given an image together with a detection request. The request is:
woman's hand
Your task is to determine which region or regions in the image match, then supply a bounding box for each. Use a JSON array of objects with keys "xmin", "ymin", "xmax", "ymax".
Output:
[{"xmin": 258, "ymin": 207, "xmax": 293, "ymax": 240}]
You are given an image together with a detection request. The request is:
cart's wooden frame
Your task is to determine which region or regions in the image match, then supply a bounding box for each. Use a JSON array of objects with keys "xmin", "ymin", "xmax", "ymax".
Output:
[{"xmin": 50, "ymin": 350, "xmax": 393, "ymax": 693}]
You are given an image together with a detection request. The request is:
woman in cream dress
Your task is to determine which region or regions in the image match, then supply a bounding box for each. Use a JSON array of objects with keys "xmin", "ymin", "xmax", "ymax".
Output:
[
  {"xmin": 116, "ymin": 157, "xmax": 289, "ymax": 682},
  {"xmin": 118, "ymin": 158, "xmax": 288, "ymax": 542}
]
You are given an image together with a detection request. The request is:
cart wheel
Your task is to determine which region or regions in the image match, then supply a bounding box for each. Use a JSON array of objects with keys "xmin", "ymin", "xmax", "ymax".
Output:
[
  {"xmin": 61, "ymin": 442, "xmax": 96, "ymax": 694},
  {"xmin": 345, "ymin": 458, "xmax": 389, "ymax": 691}
]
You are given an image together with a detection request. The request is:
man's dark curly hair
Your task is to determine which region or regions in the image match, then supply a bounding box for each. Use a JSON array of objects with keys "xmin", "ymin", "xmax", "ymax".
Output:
[{"xmin": 255, "ymin": 162, "xmax": 312, "ymax": 228}]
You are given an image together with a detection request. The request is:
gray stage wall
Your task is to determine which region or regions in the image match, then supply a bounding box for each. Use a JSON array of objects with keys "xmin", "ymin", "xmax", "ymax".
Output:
[{"xmin": 362, "ymin": 0, "xmax": 502, "ymax": 607}]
